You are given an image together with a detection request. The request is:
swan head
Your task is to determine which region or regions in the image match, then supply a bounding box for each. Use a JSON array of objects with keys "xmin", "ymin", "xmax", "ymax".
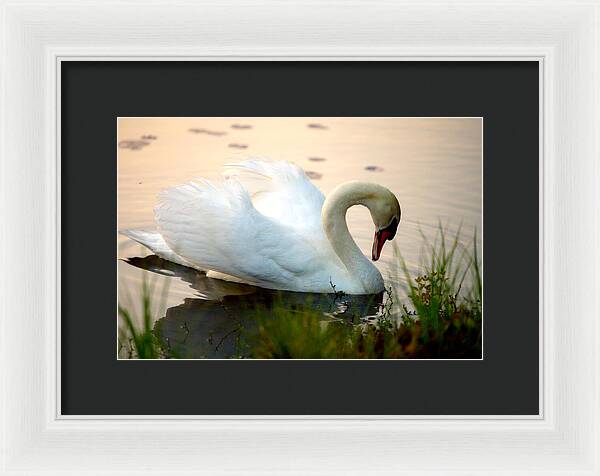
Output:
[
  {"xmin": 322, "ymin": 180, "xmax": 401, "ymax": 262},
  {"xmin": 365, "ymin": 186, "xmax": 401, "ymax": 261}
]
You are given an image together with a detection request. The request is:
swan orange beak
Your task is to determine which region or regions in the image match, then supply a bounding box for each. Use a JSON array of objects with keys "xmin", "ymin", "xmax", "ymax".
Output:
[
  {"xmin": 372, "ymin": 229, "xmax": 392, "ymax": 261},
  {"xmin": 371, "ymin": 217, "xmax": 399, "ymax": 261}
]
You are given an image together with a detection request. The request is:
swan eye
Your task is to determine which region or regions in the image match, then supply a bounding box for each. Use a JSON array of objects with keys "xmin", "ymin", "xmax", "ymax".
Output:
[{"xmin": 382, "ymin": 216, "xmax": 399, "ymax": 240}]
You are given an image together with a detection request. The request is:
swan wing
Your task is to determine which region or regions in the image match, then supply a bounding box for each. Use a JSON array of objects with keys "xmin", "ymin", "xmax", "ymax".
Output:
[
  {"xmin": 222, "ymin": 159, "xmax": 325, "ymax": 232},
  {"xmin": 119, "ymin": 229, "xmax": 198, "ymax": 269},
  {"xmin": 154, "ymin": 177, "xmax": 330, "ymax": 289}
]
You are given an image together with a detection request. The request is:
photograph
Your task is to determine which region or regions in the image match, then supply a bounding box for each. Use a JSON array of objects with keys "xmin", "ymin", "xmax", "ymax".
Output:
[{"xmin": 117, "ymin": 117, "xmax": 482, "ymax": 359}]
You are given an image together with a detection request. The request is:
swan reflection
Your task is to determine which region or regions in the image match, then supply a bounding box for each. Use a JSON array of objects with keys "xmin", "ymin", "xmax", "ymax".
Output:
[{"xmin": 123, "ymin": 255, "xmax": 384, "ymax": 358}]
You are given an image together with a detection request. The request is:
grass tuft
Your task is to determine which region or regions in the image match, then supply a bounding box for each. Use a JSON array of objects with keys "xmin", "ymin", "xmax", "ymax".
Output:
[
  {"xmin": 118, "ymin": 275, "xmax": 171, "ymax": 359},
  {"xmin": 389, "ymin": 225, "xmax": 482, "ymax": 357}
]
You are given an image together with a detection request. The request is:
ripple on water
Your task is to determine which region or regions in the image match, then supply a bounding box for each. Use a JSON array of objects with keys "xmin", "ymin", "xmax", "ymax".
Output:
[
  {"xmin": 188, "ymin": 128, "xmax": 227, "ymax": 136},
  {"xmin": 119, "ymin": 140, "xmax": 150, "ymax": 150},
  {"xmin": 365, "ymin": 165, "xmax": 384, "ymax": 172}
]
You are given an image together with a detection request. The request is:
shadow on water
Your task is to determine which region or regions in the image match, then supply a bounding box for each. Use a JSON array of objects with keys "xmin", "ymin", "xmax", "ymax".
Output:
[{"xmin": 123, "ymin": 255, "xmax": 384, "ymax": 358}]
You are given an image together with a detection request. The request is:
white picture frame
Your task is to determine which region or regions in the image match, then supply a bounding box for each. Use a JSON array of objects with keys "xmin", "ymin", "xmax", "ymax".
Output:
[{"xmin": 1, "ymin": 1, "xmax": 598, "ymax": 474}]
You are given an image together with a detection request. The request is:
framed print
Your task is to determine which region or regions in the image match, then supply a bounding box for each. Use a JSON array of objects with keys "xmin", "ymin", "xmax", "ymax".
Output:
[{"xmin": 1, "ymin": 1, "xmax": 599, "ymax": 475}]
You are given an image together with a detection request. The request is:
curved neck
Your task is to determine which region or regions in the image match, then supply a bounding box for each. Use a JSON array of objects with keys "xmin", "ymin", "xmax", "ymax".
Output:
[{"xmin": 321, "ymin": 182, "xmax": 378, "ymax": 280}]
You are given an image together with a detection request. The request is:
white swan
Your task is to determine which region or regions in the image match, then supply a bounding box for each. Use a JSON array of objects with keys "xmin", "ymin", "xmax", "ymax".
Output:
[{"xmin": 121, "ymin": 160, "xmax": 401, "ymax": 294}]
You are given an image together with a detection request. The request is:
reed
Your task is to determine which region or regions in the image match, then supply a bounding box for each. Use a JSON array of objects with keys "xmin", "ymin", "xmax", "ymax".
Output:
[
  {"xmin": 390, "ymin": 225, "xmax": 482, "ymax": 357},
  {"xmin": 118, "ymin": 275, "xmax": 171, "ymax": 359}
]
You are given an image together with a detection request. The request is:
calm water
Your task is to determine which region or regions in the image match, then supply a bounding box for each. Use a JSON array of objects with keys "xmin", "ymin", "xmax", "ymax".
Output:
[{"xmin": 117, "ymin": 117, "xmax": 482, "ymax": 358}]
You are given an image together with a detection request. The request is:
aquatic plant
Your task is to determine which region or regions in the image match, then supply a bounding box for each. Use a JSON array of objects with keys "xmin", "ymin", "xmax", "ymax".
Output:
[
  {"xmin": 246, "ymin": 293, "xmax": 403, "ymax": 359},
  {"xmin": 118, "ymin": 275, "xmax": 171, "ymax": 359},
  {"xmin": 390, "ymin": 226, "xmax": 482, "ymax": 358},
  {"xmin": 246, "ymin": 226, "xmax": 482, "ymax": 359}
]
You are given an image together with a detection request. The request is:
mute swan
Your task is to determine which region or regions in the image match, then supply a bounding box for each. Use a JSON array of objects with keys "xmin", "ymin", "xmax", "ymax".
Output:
[{"xmin": 121, "ymin": 160, "xmax": 401, "ymax": 294}]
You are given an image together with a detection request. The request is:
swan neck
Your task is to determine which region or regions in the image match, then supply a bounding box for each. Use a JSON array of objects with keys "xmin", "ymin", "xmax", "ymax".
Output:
[{"xmin": 322, "ymin": 182, "xmax": 375, "ymax": 279}]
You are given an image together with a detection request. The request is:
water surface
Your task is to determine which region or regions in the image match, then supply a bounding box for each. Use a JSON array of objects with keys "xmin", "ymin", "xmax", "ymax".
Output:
[{"xmin": 117, "ymin": 117, "xmax": 482, "ymax": 358}]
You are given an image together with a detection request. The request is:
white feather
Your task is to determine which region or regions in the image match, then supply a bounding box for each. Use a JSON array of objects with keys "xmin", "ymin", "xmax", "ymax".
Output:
[
  {"xmin": 120, "ymin": 229, "xmax": 196, "ymax": 269},
  {"xmin": 221, "ymin": 159, "xmax": 325, "ymax": 233},
  {"xmin": 152, "ymin": 161, "xmax": 341, "ymax": 292}
]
